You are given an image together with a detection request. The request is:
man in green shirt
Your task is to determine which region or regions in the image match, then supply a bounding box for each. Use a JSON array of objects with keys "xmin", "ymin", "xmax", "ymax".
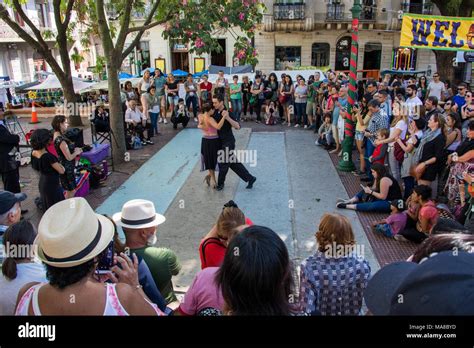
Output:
[{"xmin": 113, "ymin": 199, "xmax": 181, "ymax": 304}]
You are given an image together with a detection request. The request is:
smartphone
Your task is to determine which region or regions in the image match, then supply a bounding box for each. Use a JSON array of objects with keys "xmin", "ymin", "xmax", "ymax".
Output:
[{"xmin": 97, "ymin": 241, "xmax": 114, "ymax": 274}]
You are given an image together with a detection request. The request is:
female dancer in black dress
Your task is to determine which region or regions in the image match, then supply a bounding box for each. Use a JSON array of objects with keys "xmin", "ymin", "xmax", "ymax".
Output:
[
  {"xmin": 52, "ymin": 115, "xmax": 82, "ymax": 199},
  {"xmin": 30, "ymin": 129, "xmax": 65, "ymax": 210}
]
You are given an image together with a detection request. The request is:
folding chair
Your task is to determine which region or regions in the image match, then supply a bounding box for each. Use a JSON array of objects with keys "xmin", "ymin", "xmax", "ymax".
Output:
[{"xmin": 89, "ymin": 112, "xmax": 117, "ymax": 170}]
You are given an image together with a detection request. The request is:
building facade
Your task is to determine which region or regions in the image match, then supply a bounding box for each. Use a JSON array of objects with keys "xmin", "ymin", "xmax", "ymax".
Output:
[
  {"xmin": 0, "ymin": 0, "xmax": 98, "ymax": 82},
  {"xmin": 255, "ymin": 0, "xmax": 439, "ymax": 78}
]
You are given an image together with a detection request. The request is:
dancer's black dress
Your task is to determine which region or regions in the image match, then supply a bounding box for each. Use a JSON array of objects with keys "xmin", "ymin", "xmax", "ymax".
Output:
[
  {"xmin": 54, "ymin": 135, "xmax": 77, "ymax": 191},
  {"xmin": 201, "ymin": 135, "xmax": 221, "ymax": 171},
  {"xmin": 32, "ymin": 152, "xmax": 64, "ymax": 210}
]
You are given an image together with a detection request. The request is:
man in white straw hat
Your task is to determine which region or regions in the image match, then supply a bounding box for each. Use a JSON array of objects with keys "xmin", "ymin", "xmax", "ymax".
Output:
[
  {"xmin": 15, "ymin": 197, "xmax": 163, "ymax": 316},
  {"xmin": 113, "ymin": 199, "xmax": 181, "ymax": 304}
]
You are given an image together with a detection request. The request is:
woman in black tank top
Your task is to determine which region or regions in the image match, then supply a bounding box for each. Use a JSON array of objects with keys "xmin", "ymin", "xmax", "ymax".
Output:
[{"xmin": 336, "ymin": 163, "xmax": 402, "ymax": 213}]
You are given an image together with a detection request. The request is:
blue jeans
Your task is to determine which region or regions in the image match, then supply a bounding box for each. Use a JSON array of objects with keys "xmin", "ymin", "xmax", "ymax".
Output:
[
  {"xmin": 365, "ymin": 140, "xmax": 376, "ymax": 180},
  {"xmin": 403, "ymin": 176, "xmax": 415, "ymax": 200},
  {"xmin": 354, "ymin": 190, "xmax": 391, "ymax": 212},
  {"xmin": 186, "ymin": 95, "xmax": 199, "ymax": 118},
  {"xmin": 149, "ymin": 112, "xmax": 159, "ymax": 135},
  {"xmin": 295, "ymin": 102, "xmax": 307, "ymax": 125},
  {"xmin": 231, "ymin": 98, "xmax": 242, "ymax": 121}
]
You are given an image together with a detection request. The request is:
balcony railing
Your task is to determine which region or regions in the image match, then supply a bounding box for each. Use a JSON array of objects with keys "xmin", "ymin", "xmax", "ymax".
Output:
[
  {"xmin": 360, "ymin": 5, "xmax": 376, "ymax": 21},
  {"xmin": 402, "ymin": 2, "xmax": 433, "ymax": 15},
  {"xmin": 274, "ymin": 3, "xmax": 305, "ymax": 20}
]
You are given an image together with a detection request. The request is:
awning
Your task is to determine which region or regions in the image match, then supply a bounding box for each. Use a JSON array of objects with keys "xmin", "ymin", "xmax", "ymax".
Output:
[{"xmin": 26, "ymin": 75, "xmax": 93, "ymax": 92}]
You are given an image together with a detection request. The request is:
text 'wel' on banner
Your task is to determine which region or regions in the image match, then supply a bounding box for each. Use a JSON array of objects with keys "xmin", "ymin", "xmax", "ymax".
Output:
[{"xmin": 400, "ymin": 13, "xmax": 474, "ymax": 51}]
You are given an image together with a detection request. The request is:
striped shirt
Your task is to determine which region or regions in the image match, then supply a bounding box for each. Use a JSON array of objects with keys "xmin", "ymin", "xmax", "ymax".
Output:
[
  {"xmin": 299, "ymin": 251, "xmax": 371, "ymax": 316},
  {"xmin": 366, "ymin": 109, "xmax": 389, "ymax": 144}
]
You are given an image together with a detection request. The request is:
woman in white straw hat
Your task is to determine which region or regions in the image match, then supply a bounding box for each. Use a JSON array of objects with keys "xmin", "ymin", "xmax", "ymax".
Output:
[
  {"xmin": 15, "ymin": 197, "xmax": 164, "ymax": 316},
  {"xmin": 113, "ymin": 199, "xmax": 181, "ymax": 305}
]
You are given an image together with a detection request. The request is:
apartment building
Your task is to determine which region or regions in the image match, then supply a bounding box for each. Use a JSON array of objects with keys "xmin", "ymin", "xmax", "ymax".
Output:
[{"xmin": 255, "ymin": 0, "xmax": 439, "ymax": 77}]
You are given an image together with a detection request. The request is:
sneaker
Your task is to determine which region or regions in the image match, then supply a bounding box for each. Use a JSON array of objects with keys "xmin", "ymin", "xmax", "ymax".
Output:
[
  {"xmin": 194, "ymin": 117, "xmax": 198, "ymax": 122},
  {"xmin": 294, "ymin": 124, "xmax": 300, "ymax": 128},
  {"xmin": 336, "ymin": 202, "xmax": 347, "ymax": 209},
  {"xmin": 141, "ymin": 141, "xmax": 147, "ymax": 146},
  {"xmin": 159, "ymin": 117, "xmax": 163, "ymax": 123},
  {"xmin": 336, "ymin": 198, "xmax": 351, "ymax": 204},
  {"xmin": 315, "ymin": 141, "xmax": 321, "ymax": 146},
  {"xmin": 164, "ymin": 119, "xmax": 168, "ymax": 124},
  {"xmin": 304, "ymin": 125, "xmax": 308, "ymax": 129},
  {"xmin": 329, "ymin": 149, "xmax": 338, "ymax": 154},
  {"xmin": 146, "ymin": 139, "xmax": 154, "ymax": 145},
  {"xmin": 394, "ymin": 234, "xmax": 409, "ymax": 242},
  {"xmin": 256, "ymin": 120, "xmax": 261, "ymax": 124},
  {"xmin": 215, "ymin": 184, "xmax": 224, "ymax": 191}
]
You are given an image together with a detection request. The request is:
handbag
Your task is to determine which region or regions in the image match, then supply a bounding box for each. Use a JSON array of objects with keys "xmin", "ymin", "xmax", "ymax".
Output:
[
  {"xmin": 394, "ymin": 140, "xmax": 406, "ymax": 163},
  {"xmin": 249, "ymin": 94, "xmax": 258, "ymax": 106},
  {"xmin": 278, "ymin": 94, "xmax": 288, "ymax": 104}
]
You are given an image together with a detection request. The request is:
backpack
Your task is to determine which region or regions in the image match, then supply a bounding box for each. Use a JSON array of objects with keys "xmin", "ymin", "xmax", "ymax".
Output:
[{"xmin": 132, "ymin": 135, "xmax": 142, "ymax": 150}]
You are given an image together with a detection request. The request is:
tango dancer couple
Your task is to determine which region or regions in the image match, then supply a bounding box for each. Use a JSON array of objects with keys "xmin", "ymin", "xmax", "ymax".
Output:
[{"xmin": 198, "ymin": 95, "xmax": 256, "ymax": 191}]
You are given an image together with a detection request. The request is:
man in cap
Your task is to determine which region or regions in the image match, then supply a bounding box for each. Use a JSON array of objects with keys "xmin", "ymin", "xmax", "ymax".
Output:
[
  {"xmin": 113, "ymin": 199, "xmax": 181, "ymax": 305},
  {"xmin": 0, "ymin": 110, "xmax": 21, "ymax": 193},
  {"xmin": 0, "ymin": 190, "xmax": 26, "ymax": 236}
]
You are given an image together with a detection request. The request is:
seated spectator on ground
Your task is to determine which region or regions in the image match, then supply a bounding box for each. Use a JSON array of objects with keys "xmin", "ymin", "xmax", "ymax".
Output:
[
  {"xmin": 336, "ymin": 163, "xmax": 402, "ymax": 213},
  {"xmin": 364, "ymin": 251, "xmax": 474, "ymax": 315},
  {"xmin": 371, "ymin": 199, "xmax": 408, "ymax": 238},
  {"xmin": 299, "ymin": 213, "xmax": 371, "ymax": 316},
  {"xmin": 171, "ymin": 98, "xmax": 190, "ymax": 130},
  {"xmin": 0, "ymin": 190, "xmax": 26, "ymax": 241},
  {"xmin": 93, "ymin": 103, "xmax": 110, "ymax": 133},
  {"xmin": 215, "ymin": 225, "xmax": 296, "ymax": 315},
  {"xmin": 15, "ymin": 198, "xmax": 162, "ymax": 316},
  {"xmin": 113, "ymin": 199, "xmax": 180, "ymax": 305},
  {"xmin": 409, "ymin": 234, "xmax": 474, "ymax": 263},
  {"xmin": 0, "ymin": 221, "xmax": 47, "ymax": 315},
  {"xmin": 175, "ymin": 224, "xmax": 249, "ymax": 316},
  {"xmin": 396, "ymin": 185, "xmax": 439, "ymax": 244},
  {"xmin": 125, "ymin": 99, "xmax": 153, "ymax": 146},
  {"xmin": 315, "ymin": 113, "xmax": 334, "ymax": 149},
  {"xmin": 199, "ymin": 200, "xmax": 252, "ymax": 269}
]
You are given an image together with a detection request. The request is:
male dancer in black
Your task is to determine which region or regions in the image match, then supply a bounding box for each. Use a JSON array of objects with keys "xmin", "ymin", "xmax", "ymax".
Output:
[{"xmin": 212, "ymin": 95, "xmax": 256, "ymax": 191}]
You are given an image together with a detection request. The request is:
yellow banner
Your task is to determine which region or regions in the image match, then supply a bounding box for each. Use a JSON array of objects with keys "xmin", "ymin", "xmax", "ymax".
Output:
[{"xmin": 401, "ymin": 14, "xmax": 474, "ymax": 51}]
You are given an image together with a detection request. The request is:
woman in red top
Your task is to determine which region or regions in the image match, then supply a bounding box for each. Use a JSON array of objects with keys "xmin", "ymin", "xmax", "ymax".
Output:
[
  {"xmin": 199, "ymin": 201, "xmax": 252, "ymax": 269},
  {"xmin": 199, "ymin": 75, "xmax": 213, "ymax": 108}
]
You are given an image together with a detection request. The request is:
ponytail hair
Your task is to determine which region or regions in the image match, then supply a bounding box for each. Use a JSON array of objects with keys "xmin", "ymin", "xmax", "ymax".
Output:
[
  {"xmin": 216, "ymin": 201, "xmax": 245, "ymax": 240},
  {"xmin": 2, "ymin": 220, "xmax": 37, "ymax": 280}
]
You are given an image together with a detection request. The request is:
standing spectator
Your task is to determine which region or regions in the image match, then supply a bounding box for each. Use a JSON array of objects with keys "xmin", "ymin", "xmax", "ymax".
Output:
[
  {"xmin": 306, "ymin": 74, "xmax": 319, "ymax": 130},
  {"xmin": 377, "ymin": 90, "xmax": 392, "ymax": 121},
  {"xmin": 165, "ymin": 73, "xmax": 179, "ymax": 125},
  {"xmin": 113, "ymin": 199, "xmax": 181, "ymax": 305},
  {"xmin": 353, "ymin": 97, "xmax": 372, "ymax": 176},
  {"xmin": 423, "ymin": 96, "xmax": 440, "ymax": 124},
  {"xmin": 16, "ymin": 198, "xmax": 162, "ymax": 316},
  {"xmin": 229, "ymin": 75, "xmax": 243, "ymax": 122},
  {"xmin": 444, "ymin": 80, "xmax": 454, "ymax": 100},
  {"xmin": 375, "ymin": 101, "xmax": 408, "ymax": 182},
  {"xmin": 214, "ymin": 71, "xmax": 229, "ymax": 107},
  {"xmin": 52, "ymin": 115, "xmax": 82, "ymax": 199},
  {"xmin": 280, "ymin": 75, "xmax": 294, "ymax": 126},
  {"xmin": 398, "ymin": 118, "xmax": 426, "ymax": 199},
  {"xmin": 361, "ymin": 99, "xmax": 389, "ymax": 182},
  {"xmin": 366, "ymin": 80, "xmax": 378, "ymax": 99},
  {"xmin": 417, "ymin": 76, "xmax": 428, "ymax": 102},
  {"xmin": 241, "ymin": 76, "xmax": 252, "ymax": 122},
  {"xmin": 405, "ymin": 84, "xmax": 423, "ymax": 120},
  {"xmin": 216, "ymin": 225, "xmax": 296, "ymax": 315},
  {"xmin": 30, "ymin": 129, "xmax": 65, "ymax": 211},
  {"xmin": 453, "ymin": 82, "xmax": 467, "ymax": 111},
  {"xmin": 199, "ymin": 200, "xmax": 246, "ymax": 269},
  {"xmin": 444, "ymin": 112, "xmax": 462, "ymax": 154},
  {"xmin": 153, "ymin": 69, "xmax": 167, "ymax": 123},
  {"xmin": 427, "ymin": 72, "xmax": 446, "ymax": 101},
  {"xmin": 124, "ymin": 100, "xmax": 153, "ymax": 145},
  {"xmin": 460, "ymin": 90, "xmax": 474, "ymax": 136},
  {"xmin": 0, "ymin": 110, "xmax": 21, "ymax": 193},
  {"xmin": 335, "ymin": 87, "xmax": 349, "ymax": 150},
  {"xmin": 294, "ymin": 78, "xmax": 308, "ymax": 128},
  {"xmin": 198, "ymin": 74, "xmax": 213, "ymax": 108},
  {"xmin": 396, "ymin": 185, "xmax": 439, "ymax": 243},
  {"xmin": 250, "ymin": 75, "xmax": 265, "ymax": 123},
  {"xmin": 299, "ymin": 213, "xmax": 370, "ymax": 316},
  {"xmin": 137, "ymin": 69, "xmax": 153, "ymax": 96},
  {"xmin": 140, "ymin": 86, "xmax": 160, "ymax": 138},
  {"xmin": 266, "ymin": 73, "xmax": 279, "ymax": 106},
  {"xmin": 184, "ymin": 74, "xmax": 199, "ymax": 123},
  {"xmin": 412, "ymin": 114, "xmax": 445, "ymax": 193},
  {"xmin": 325, "ymin": 85, "xmax": 339, "ymax": 153},
  {"xmin": 0, "ymin": 220, "xmax": 47, "ymax": 315}
]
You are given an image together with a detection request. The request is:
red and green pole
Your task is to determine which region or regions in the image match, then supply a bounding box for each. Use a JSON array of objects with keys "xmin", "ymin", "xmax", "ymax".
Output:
[{"xmin": 338, "ymin": 0, "xmax": 362, "ymax": 172}]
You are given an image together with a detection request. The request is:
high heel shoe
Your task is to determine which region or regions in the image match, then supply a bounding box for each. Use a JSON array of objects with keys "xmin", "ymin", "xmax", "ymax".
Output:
[{"xmin": 203, "ymin": 175, "xmax": 211, "ymax": 187}]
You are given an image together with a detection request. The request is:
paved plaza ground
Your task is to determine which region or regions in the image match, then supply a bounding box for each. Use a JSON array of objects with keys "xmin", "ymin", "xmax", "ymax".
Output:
[{"xmin": 8, "ymin": 114, "xmax": 418, "ymax": 291}]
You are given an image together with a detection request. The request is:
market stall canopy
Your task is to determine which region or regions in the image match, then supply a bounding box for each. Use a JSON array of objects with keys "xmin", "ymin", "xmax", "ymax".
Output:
[
  {"xmin": 26, "ymin": 75, "xmax": 93, "ymax": 92},
  {"xmin": 171, "ymin": 69, "xmax": 189, "ymax": 77},
  {"xmin": 15, "ymin": 81, "xmax": 41, "ymax": 92},
  {"xmin": 78, "ymin": 77, "xmax": 141, "ymax": 93},
  {"xmin": 207, "ymin": 73, "xmax": 256, "ymax": 84},
  {"xmin": 118, "ymin": 72, "xmax": 136, "ymax": 79},
  {"xmin": 380, "ymin": 69, "xmax": 427, "ymax": 76},
  {"xmin": 193, "ymin": 70, "xmax": 208, "ymax": 79},
  {"xmin": 208, "ymin": 65, "xmax": 253, "ymax": 74}
]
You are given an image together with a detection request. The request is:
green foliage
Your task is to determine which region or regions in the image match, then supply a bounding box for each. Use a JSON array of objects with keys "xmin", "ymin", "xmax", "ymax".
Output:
[{"xmin": 71, "ymin": 52, "xmax": 85, "ymax": 65}]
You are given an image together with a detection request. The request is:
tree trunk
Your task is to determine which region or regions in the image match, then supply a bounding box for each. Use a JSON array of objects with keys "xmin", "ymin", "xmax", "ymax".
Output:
[
  {"xmin": 434, "ymin": 50, "xmax": 456, "ymax": 84},
  {"xmin": 107, "ymin": 63, "xmax": 127, "ymax": 165},
  {"xmin": 57, "ymin": 75, "xmax": 84, "ymax": 127}
]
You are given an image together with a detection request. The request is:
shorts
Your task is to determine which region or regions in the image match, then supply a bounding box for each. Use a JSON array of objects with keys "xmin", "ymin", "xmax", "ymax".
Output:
[
  {"xmin": 168, "ymin": 95, "xmax": 179, "ymax": 105},
  {"xmin": 374, "ymin": 223, "xmax": 395, "ymax": 237},
  {"xmin": 355, "ymin": 130, "xmax": 365, "ymax": 141}
]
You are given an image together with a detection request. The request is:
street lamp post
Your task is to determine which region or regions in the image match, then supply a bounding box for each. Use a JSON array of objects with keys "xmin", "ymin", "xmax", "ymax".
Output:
[{"xmin": 338, "ymin": 0, "xmax": 362, "ymax": 172}]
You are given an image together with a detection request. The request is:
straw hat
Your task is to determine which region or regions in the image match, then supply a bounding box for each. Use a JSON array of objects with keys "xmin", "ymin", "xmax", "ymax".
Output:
[
  {"xmin": 112, "ymin": 199, "xmax": 166, "ymax": 230},
  {"xmin": 35, "ymin": 197, "xmax": 114, "ymax": 268}
]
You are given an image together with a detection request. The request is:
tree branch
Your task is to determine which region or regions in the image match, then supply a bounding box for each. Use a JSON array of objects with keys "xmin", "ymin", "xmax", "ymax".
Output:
[
  {"xmin": 115, "ymin": 0, "xmax": 135, "ymax": 53},
  {"xmin": 11, "ymin": 0, "xmax": 49, "ymax": 51},
  {"xmin": 63, "ymin": 0, "xmax": 75, "ymax": 28},
  {"xmin": 126, "ymin": 18, "xmax": 168, "ymax": 33}
]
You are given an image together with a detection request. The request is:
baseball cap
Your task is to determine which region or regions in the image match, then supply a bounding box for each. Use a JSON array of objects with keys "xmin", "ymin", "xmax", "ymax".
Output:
[
  {"xmin": 364, "ymin": 251, "xmax": 474, "ymax": 315},
  {"xmin": 0, "ymin": 191, "xmax": 27, "ymax": 215}
]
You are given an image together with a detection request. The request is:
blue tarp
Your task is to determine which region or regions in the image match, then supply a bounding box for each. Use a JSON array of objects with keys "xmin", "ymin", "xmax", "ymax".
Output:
[
  {"xmin": 171, "ymin": 69, "xmax": 189, "ymax": 77},
  {"xmin": 208, "ymin": 65, "xmax": 253, "ymax": 74},
  {"xmin": 119, "ymin": 72, "xmax": 135, "ymax": 79},
  {"xmin": 193, "ymin": 70, "xmax": 209, "ymax": 78},
  {"xmin": 141, "ymin": 67, "xmax": 155, "ymax": 75}
]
